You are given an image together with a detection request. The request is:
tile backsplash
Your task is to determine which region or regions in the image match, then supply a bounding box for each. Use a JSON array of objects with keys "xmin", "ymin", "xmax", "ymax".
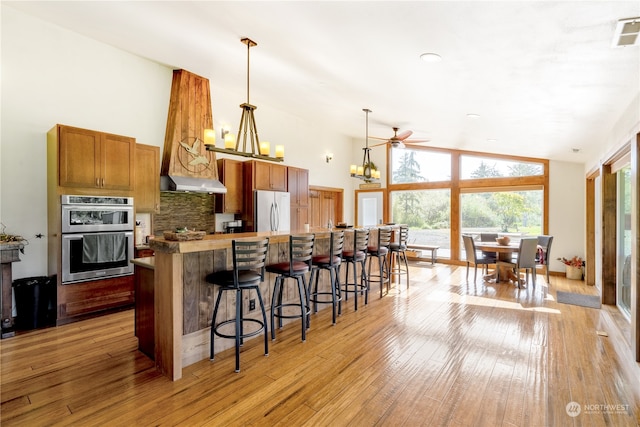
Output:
[{"xmin": 154, "ymin": 192, "xmax": 216, "ymax": 235}]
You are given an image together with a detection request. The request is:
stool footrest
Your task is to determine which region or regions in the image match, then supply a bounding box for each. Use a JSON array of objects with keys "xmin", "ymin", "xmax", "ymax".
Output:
[{"xmin": 213, "ymin": 318, "xmax": 266, "ymax": 340}]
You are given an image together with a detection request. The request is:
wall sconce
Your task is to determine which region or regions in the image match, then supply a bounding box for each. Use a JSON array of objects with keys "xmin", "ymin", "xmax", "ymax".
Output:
[{"xmin": 326, "ymin": 152, "xmax": 334, "ymax": 163}]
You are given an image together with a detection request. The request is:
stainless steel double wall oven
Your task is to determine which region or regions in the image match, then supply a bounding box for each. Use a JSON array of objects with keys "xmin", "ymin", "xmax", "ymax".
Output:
[{"xmin": 61, "ymin": 195, "xmax": 134, "ymax": 284}]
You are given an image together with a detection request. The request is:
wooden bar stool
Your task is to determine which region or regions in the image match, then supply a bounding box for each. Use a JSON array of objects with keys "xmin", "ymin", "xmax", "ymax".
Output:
[
  {"xmin": 206, "ymin": 238, "xmax": 270, "ymax": 373},
  {"xmin": 366, "ymin": 227, "xmax": 392, "ymax": 298},
  {"xmin": 341, "ymin": 228, "xmax": 370, "ymax": 310},
  {"xmin": 266, "ymin": 234, "xmax": 314, "ymax": 342},
  {"xmin": 309, "ymin": 231, "xmax": 344, "ymax": 325}
]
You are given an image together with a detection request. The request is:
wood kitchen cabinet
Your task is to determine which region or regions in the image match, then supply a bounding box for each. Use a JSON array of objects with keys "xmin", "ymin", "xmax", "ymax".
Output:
[
  {"xmin": 54, "ymin": 125, "xmax": 135, "ymax": 191},
  {"xmin": 309, "ymin": 186, "xmax": 344, "ymax": 229},
  {"xmin": 288, "ymin": 166, "xmax": 309, "ymax": 231},
  {"xmin": 215, "ymin": 158, "xmax": 244, "ymax": 214},
  {"xmin": 134, "ymin": 143, "xmax": 160, "ymax": 212},
  {"xmin": 250, "ymin": 160, "xmax": 287, "ymax": 191}
]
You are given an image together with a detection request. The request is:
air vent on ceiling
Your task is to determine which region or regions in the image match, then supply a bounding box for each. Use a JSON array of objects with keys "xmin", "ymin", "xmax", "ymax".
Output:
[{"xmin": 612, "ymin": 17, "xmax": 640, "ymax": 47}]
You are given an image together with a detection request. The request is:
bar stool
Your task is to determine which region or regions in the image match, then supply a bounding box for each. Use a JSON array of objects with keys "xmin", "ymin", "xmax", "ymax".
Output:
[
  {"xmin": 341, "ymin": 228, "xmax": 370, "ymax": 310},
  {"xmin": 366, "ymin": 227, "xmax": 392, "ymax": 298},
  {"xmin": 309, "ymin": 231, "xmax": 344, "ymax": 325},
  {"xmin": 389, "ymin": 226, "xmax": 409, "ymax": 289},
  {"xmin": 266, "ymin": 234, "xmax": 314, "ymax": 342},
  {"xmin": 206, "ymin": 238, "xmax": 270, "ymax": 373}
]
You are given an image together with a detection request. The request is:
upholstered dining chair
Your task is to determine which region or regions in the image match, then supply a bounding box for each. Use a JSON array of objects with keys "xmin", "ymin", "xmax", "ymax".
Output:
[
  {"xmin": 462, "ymin": 234, "xmax": 495, "ymax": 283},
  {"xmin": 536, "ymin": 235, "xmax": 553, "ymax": 285},
  {"xmin": 479, "ymin": 233, "xmax": 499, "ymax": 273},
  {"xmin": 497, "ymin": 237, "xmax": 539, "ymax": 289}
]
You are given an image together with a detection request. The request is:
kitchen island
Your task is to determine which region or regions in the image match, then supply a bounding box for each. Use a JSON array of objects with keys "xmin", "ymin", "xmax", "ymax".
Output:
[{"xmin": 148, "ymin": 229, "xmax": 343, "ymax": 380}]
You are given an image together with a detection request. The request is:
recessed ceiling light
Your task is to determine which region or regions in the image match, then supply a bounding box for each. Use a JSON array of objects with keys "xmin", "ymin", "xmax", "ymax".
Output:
[
  {"xmin": 572, "ymin": 148, "xmax": 581, "ymax": 153},
  {"xmin": 420, "ymin": 53, "xmax": 442, "ymax": 63},
  {"xmin": 466, "ymin": 113, "xmax": 480, "ymax": 119},
  {"xmin": 487, "ymin": 139, "xmax": 497, "ymax": 143}
]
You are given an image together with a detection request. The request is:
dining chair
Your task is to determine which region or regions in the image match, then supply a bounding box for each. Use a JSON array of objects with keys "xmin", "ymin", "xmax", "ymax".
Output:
[
  {"xmin": 366, "ymin": 227, "xmax": 392, "ymax": 298},
  {"xmin": 497, "ymin": 237, "xmax": 539, "ymax": 289},
  {"xmin": 479, "ymin": 233, "xmax": 498, "ymax": 273},
  {"xmin": 309, "ymin": 231, "xmax": 344, "ymax": 325},
  {"xmin": 536, "ymin": 235, "xmax": 553, "ymax": 284},
  {"xmin": 462, "ymin": 234, "xmax": 495, "ymax": 283},
  {"xmin": 266, "ymin": 234, "xmax": 314, "ymax": 342},
  {"xmin": 206, "ymin": 238, "xmax": 270, "ymax": 373}
]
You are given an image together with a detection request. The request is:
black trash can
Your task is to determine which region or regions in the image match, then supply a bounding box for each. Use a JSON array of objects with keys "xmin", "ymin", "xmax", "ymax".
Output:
[{"xmin": 12, "ymin": 276, "xmax": 56, "ymax": 330}]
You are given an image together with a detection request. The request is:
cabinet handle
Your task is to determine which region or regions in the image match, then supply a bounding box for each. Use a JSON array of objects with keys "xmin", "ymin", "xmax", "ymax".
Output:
[
  {"xmin": 101, "ymin": 178, "xmax": 105, "ymax": 187},
  {"xmin": 96, "ymin": 178, "xmax": 100, "ymax": 187}
]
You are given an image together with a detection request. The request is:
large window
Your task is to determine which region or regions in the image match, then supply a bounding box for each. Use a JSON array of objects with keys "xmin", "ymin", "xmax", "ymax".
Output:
[
  {"xmin": 387, "ymin": 146, "xmax": 548, "ymax": 261},
  {"xmin": 460, "ymin": 155, "xmax": 543, "ymax": 179},
  {"xmin": 617, "ymin": 165, "xmax": 631, "ymax": 318},
  {"xmin": 391, "ymin": 189, "xmax": 451, "ymax": 254},
  {"xmin": 391, "ymin": 149, "xmax": 451, "ymax": 184}
]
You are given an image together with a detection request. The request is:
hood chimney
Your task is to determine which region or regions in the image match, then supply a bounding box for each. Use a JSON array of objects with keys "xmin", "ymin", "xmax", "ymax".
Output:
[{"xmin": 160, "ymin": 69, "xmax": 226, "ymax": 194}]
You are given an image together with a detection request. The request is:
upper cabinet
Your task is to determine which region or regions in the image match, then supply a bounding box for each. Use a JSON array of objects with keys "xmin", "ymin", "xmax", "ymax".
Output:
[
  {"xmin": 215, "ymin": 158, "xmax": 244, "ymax": 214},
  {"xmin": 251, "ymin": 160, "xmax": 287, "ymax": 191},
  {"xmin": 134, "ymin": 143, "xmax": 160, "ymax": 213},
  {"xmin": 54, "ymin": 125, "xmax": 134, "ymax": 191}
]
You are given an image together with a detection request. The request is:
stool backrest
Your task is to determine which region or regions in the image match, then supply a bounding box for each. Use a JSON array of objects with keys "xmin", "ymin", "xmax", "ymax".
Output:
[
  {"xmin": 232, "ymin": 238, "xmax": 269, "ymax": 281},
  {"xmin": 353, "ymin": 228, "xmax": 370, "ymax": 253},
  {"xmin": 329, "ymin": 231, "xmax": 345, "ymax": 264},
  {"xmin": 376, "ymin": 227, "xmax": 393, "ymax": 249},
  {"xmin": 289, "ymin": 234, "xmax": 315, "ymax": 274},
  {"xmin": 397, "ymin": 226, "xmax": 409, "ymax": 246}
]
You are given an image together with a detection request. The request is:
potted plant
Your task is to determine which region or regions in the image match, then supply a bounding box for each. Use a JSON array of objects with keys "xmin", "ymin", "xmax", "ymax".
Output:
[{"xmin": 558, "ymin": 256, "xmax": 584, "ymax": 280}]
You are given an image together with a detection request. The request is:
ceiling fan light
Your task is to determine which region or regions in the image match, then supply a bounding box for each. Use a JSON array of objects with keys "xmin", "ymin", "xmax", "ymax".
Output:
[{"xmin": 420, "ymin": 52, "xmax": 442, "ymax": 63}]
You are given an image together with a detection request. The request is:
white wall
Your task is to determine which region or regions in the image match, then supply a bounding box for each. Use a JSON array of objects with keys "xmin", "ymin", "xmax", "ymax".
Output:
[
  {"xmin": 548, "ymin": 160, "xmax": 586, "ymax": 274},
  {"xmin": 1, "ymin": 5, "xmax": 355, "ymax": 280}
]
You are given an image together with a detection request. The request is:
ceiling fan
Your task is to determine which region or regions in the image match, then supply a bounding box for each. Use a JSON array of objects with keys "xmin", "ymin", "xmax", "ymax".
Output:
[{"xmin": 370, "ymin": 127, "xmax": 429, "ymax": 149}]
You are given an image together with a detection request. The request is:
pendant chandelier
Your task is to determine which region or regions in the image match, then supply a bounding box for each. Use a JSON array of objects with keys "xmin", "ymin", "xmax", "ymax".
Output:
[
  {"xmin": 205, "ymin": 38, "xmax": 284, "ymax": 162},
  {"xmin": 350, "ymin": 108, "xmax": 380, "ymax": 182}
]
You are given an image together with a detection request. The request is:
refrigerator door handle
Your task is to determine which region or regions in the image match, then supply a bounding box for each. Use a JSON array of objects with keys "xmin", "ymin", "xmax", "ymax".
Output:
[
  {"xmin": 274, "ymin": 201, "xmax": 280, "ymax": 231},
  {"xmin": 270, "ymin": 202, "xmax": 275, "ymax": 231}
]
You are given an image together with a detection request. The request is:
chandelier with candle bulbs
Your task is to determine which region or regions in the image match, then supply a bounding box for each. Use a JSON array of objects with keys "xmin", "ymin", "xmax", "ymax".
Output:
[
  {"xmin": 350, "ymin": 108, "xmax": 380, "ymax": 182},
  {"xmin": 205, "ymin": 37, "xmax": 284, "ymax": 162}
]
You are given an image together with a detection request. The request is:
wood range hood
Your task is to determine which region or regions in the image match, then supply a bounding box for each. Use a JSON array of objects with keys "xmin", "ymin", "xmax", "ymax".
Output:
[{"xmin": 160, "ymin": 69, "xmax": 226, "ymax": 194}]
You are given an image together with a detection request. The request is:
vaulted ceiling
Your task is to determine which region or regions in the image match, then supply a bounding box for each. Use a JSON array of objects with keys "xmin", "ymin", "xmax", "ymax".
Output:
[{"xmin": 7, "ymin": 1, "xmax": 640, "ymax": 163}]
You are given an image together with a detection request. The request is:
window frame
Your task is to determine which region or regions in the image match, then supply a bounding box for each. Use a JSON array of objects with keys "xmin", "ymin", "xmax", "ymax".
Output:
[{"xmin": 385, "ymin": 145, "xmax": 549, "ymax": 261}]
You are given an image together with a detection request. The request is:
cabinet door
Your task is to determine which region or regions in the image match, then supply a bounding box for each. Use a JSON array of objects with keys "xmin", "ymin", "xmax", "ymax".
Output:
[
  {"xmin": 270, "ymin": 164, "xmax": 287, "ymax": 191},
  {"xmin": 215, "ymin": 158, "xmax": 243, "ymax": 213},
  {"xmin": 101, "ymin": 133, "xmax": 135, "ymax": 191},
  {"xmin": 287, "ymin": 167, "xmax": 309, "ymax": 206},
  {"xmin": 291, "ymin": 206, "xmax": 309, "ymax": 231},
  {"xmin": 58, "ymin": 126, "xmax": 101, "ymax": 188},
  {"xmin": 309, "ymin": 190, "xmax": 321, "ymax": 228},
  {"xmin": 134, "ymin": 144, "xmax": 160, "ymax": 212},
  {"xmin": 254, "ymin": 161, "xmax": 272, "ymax": 190}
]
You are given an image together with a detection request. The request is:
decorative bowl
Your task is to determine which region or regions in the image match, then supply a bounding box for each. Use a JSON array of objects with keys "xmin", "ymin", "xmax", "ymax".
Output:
[{"xmin": 496, "ymin": 236, "xmax": 511, "ymax": 246}]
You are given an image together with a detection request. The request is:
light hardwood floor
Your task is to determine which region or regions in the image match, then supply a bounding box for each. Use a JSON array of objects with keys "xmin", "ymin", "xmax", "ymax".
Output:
[{"xmin": 1, "ymin": 263, "xmax": 639, "ymax": 426}]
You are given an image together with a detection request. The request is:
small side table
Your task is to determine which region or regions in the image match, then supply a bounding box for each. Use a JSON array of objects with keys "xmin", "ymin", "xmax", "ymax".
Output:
[{"xmin": 1, "ymin": 241, "xmax": 25, "ymax": 339}]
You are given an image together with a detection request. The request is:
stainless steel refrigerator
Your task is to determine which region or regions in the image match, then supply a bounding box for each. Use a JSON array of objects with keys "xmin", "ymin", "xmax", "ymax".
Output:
[{"xmin": 254, "ymin": 190, "xmax": 291, "ymax": 232}]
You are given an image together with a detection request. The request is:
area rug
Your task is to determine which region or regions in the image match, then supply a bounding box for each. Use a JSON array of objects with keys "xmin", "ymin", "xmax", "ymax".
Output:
[{"xmin": 556, "ymin": 291, "xmax": 601, "ymax": 309}]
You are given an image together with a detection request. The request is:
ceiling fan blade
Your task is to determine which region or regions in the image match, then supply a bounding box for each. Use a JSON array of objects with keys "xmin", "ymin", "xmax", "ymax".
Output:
[
  {"xmin": 396, "ymin": 130, "xmax": 413, "ymax": 141},
  {"xmin": 404, "ymin": 139, "xmax": 430, "ymax": 144},
  {"xmin": 369, "ymin": 136, "xmax": 390, "ymax": 141},
  {"xmin": 370, "ymin": 142, "xmax": 389, "ymax": 148}
]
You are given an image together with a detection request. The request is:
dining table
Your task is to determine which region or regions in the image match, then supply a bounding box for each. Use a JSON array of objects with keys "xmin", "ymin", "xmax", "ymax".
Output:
[{"xmin": 474, "ymin": 241, "xmax": 523, "ymax": 285}]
